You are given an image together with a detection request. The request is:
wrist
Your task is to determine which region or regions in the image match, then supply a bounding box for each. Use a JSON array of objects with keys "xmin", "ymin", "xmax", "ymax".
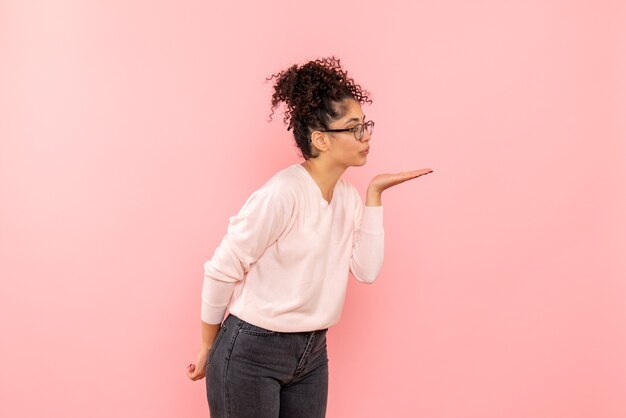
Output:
[{"xmin": 366, "ymin": 187, "xmax": 382, "ymax": 206}]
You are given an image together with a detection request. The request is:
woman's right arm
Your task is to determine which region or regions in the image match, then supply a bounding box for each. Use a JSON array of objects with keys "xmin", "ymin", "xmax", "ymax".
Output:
[
  {"xmin": 189, "ymin": 179, "xmax": 294, "ymax": 381},
  {"xmin": 201, "ymin": 320, "xmax": 222, "ymax": 351},
  {"xmin": 187, "ymin": 320, "xmax": 222, "ymax": 381},
  {"xmin": 200, "ymin": 182, "xmax": 295, "ymax": 325}
]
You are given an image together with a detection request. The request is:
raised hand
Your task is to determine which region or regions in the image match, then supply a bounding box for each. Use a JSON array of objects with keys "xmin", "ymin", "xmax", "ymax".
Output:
[{"xmin": 368, "ymin": 168, "xmax": 433, "ymax": 194}]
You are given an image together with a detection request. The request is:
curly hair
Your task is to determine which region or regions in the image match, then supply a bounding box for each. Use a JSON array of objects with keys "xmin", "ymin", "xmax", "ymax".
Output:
[{"xmin": 266, "ymin": 56, "xmax": 373, "ymax": 160}]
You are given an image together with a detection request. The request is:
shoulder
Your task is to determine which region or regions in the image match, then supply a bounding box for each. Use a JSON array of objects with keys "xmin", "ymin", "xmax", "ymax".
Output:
[
  {"xmin": 263, "ymin": 164, "xmax": 304, "ymax": 195},
  {"xmin": 245, "ymin": 164, "xmax": 301, "ymax": 206}
]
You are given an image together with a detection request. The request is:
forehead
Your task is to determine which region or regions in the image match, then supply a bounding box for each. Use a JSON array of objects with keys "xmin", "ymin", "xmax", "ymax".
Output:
[{"xmin": 336, "ymin": 98, "xmax": 364, "ymax": 121}]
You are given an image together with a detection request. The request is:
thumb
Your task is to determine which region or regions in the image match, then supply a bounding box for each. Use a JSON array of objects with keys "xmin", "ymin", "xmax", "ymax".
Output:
[{"xmin": 187, "ymin": 363, "xmax": 196, "ymax": 376}]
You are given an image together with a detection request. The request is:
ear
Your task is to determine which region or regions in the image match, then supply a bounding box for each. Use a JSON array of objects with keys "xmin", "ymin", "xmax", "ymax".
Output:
[{"xmin": 309, "ymin": 130, "xmax": 330, "ymax": 153}]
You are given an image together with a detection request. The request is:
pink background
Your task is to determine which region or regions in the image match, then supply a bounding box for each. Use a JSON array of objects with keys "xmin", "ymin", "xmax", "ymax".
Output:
[{"xmin": 1, "ymin": 1, "xmax": 625, "ymax": 417}]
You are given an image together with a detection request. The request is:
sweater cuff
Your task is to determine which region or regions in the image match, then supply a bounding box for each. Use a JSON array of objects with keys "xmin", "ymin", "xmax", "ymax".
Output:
[
  {"xmin": 360, "ymin": 205, "xmax": 384, "ymax": 233},
  {"xmin": 201, "ymin": 303, "xmax": 227, "ymax": 325}
]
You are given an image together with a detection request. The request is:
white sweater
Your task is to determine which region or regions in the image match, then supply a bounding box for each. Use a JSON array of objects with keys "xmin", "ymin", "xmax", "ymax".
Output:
[{"xmin": 201, "ymin": 163, "xmax": 384, "ymax": 332}]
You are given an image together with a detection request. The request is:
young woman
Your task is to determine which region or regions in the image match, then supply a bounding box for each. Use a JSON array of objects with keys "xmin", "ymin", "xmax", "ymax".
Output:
[{"xmin": 187, "ymin": 56, "xmax": 433, "ymax": 418}]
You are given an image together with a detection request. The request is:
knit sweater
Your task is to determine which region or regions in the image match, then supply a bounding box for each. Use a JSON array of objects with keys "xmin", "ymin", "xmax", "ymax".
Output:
[{"xmin": 201, "ymin": 163, "xmax": 384, "ymax": 332}]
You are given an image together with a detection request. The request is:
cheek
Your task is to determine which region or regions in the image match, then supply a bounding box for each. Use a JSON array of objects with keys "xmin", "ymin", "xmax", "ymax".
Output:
[
  {"xmin": 341, "ymin": 142, "xmax": 361, "ymax": 154},
  {"xmin": 337, "ymin": 148, "xmax": 357, "ymax": 160},
  {"xmin": 330, "ymin": 141, "xmax": 361, "ymax": 160}
]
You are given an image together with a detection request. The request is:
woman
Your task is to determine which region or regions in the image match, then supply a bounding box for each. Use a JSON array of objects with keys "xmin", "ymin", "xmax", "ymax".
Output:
[{"xmin": 187, "ymin": 56, "xmax": 433, "ymax": 418}]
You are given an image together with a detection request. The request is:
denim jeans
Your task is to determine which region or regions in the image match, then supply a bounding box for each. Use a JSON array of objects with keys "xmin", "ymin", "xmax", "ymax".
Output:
[{"xmin": 206, "ymin": 313, "xmax": 329, "ymax": 418}]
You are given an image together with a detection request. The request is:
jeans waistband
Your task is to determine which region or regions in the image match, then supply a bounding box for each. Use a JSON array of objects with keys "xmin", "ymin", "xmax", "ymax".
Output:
[{"xmin": 226, "ymin": 313, "xmax": 328, "ymax": 335}]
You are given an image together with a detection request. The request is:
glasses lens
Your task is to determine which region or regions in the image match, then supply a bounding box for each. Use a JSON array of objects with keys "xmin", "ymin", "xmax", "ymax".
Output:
[
  {"xmin": 356, "ymin": 121, "xmax": 373, "ymax": 141},
  {"xmin": 355, "ymin": 124, "xmax": 364, "ymax": 141}
]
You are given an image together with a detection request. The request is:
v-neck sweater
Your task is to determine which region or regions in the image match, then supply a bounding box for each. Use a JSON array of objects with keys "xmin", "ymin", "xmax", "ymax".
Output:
[{"xmin": 201, "ymin": 163, "xmax": 384, "ymax": 332}]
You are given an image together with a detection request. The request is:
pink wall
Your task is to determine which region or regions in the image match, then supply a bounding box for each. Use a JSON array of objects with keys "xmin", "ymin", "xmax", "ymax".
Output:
[{"xmin": 1, "ymin": 1, "xmax": 625, "ymax": 417}]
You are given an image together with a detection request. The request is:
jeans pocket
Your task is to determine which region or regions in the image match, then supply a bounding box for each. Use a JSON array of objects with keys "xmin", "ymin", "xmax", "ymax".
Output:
[
  {"xmin": 207, "ymin": 325, "xmax": 227, "ymax": 366},
  {"xmin": 238, "ymin": 321, "xmax": 278, "ymax": 336}
]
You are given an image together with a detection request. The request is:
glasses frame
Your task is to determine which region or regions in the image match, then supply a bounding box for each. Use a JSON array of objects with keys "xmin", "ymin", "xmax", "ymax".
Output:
[{"xmin": 316, "ymin": 120, "xmax": 375, "ymax": 142}]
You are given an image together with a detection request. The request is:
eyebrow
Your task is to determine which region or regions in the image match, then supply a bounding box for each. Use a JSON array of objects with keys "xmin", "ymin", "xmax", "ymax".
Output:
[{"xmin": 344, "ymin": 114, "xmax": 366, "ymax": 125}]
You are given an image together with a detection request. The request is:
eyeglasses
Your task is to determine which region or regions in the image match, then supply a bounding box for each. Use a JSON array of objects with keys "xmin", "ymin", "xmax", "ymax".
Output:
[{"xmin": 317, "ymin": 120, "xmax": 375, "ymax": 142}]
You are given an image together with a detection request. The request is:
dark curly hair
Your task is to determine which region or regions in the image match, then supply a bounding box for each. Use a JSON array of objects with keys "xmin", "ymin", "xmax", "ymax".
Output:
[{"xmin": 266, "ymin": 56, "xmax": 373, "ymax": 160}]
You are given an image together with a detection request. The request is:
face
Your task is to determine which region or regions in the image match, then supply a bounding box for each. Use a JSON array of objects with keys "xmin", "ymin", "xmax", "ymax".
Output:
[{"xmin": 309, "ymin": 97, "xmax": 372, "ymax": 167}]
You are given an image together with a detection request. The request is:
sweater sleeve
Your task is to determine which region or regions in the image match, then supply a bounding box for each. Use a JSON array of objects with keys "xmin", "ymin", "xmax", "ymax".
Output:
[
  {"xmin": 349, "ymin": 192, "xmax": 385, "ymax": 283},
  {"xmin": 201, "ymin": 182, "xmax": 294, "ymax": 324}
]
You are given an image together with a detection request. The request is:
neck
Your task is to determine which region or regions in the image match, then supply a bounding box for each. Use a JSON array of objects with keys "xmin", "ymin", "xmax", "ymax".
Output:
[{"xmin": 300, "ymin": 158, "xmax": 346, "ymax": 201}]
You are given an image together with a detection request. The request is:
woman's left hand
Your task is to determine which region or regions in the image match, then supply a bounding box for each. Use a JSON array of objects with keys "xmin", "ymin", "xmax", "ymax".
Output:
[{"xmin": 368, "ymin": 168, "xmax": 434, "ymax": 194}]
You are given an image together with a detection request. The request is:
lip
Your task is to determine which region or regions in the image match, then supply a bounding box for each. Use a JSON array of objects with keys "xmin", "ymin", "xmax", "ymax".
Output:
[{"xmin": 361, "ymin": 147, "xmax": 370, "ymax": 154}]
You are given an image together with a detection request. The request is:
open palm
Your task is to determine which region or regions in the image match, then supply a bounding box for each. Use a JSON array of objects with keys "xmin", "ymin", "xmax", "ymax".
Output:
[{"xmin": 369, "ymin": 168, "xmax": 433, "ymax": 193}]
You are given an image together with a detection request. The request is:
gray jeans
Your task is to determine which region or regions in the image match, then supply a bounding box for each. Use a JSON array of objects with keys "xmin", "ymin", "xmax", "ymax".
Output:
[{"xmin": 206, "ymin": 313, "xmax": 329, "ymax": 418}]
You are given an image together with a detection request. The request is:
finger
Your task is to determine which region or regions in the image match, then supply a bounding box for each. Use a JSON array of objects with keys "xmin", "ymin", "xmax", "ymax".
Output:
[
  {"xmin": 394, "ymin": 172, "xmax": 426, "ymax": 182},
  {"xmin": 188, "ymin": 369, "xmax": 202, "ymax": 380},
  {"xmin": 407, "ymin": 169, "xmax": 433, "ymax": 178},
  {"xmin": 411, "ymin": 168, "xmax": 432, "ymax": 175}
]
